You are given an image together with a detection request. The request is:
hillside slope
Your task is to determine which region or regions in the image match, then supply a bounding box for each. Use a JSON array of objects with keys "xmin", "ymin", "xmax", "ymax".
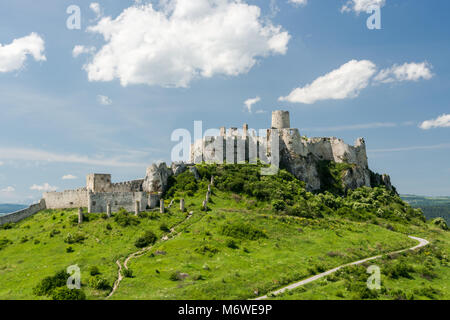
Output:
[{"xmin": 0, "ymin": 164, "xmax": 448, "ymax": 300}]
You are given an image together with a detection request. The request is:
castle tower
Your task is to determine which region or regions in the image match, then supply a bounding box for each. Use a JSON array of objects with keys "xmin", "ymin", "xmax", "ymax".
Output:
[
  {"xmin": 86, "ymin": 174, "xmax": 112, "ymax": 193},
  {"xmin": 271, "ymin": 110, "xmax": 290, "ymax": 129}
]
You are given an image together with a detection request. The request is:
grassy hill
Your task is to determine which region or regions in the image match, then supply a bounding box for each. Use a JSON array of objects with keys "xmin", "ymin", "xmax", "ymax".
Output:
[
  {"xmin": 401, "ymin": 195, "xmax": 450, "ymax": 224},
  {"xmin": 0, "ymin": 164, "xmax": 448, "ymax": 300}
]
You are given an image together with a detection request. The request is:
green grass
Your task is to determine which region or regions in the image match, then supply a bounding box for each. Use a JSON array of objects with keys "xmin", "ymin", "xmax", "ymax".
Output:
[
  {"xmin": 0, "ymin": 208, "xmax": 187, "ymax": 300},
  {"xmin": 0, "ymin": 164, "xmax": 448, "ymax": 300},
  {"xmin": 269, "ymin": 221, "xmax": 450, "ymax": 300}
]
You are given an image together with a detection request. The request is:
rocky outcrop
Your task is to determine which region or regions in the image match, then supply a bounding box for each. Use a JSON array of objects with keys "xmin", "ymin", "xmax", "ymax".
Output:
[
  {"xmin": 171, "ymin": 162, "xmax": 188, "ymax": 176},
  {"xmin": 370, "ymin": 171, "xmax": 395, "ymax": 192},
  {"xmin": 142, "ymin": 162, "xmax": 173, "ymax": 193}
]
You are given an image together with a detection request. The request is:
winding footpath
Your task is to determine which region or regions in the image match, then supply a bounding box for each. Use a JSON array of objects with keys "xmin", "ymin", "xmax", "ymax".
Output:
[
  {"xmin": 255, "ymin": 235, "xmax": 429, "ymax": 300},
  {"xmin": 106, "ymin": 211, "xmax": 194, "ymax": 299}
]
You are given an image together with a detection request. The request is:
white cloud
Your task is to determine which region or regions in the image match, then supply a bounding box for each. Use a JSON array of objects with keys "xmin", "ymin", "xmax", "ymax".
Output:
[
  {"xmin": 0, "ymin": 147, "xmax": 147, "ymax": 167},
  {"xmin": 374, "ymin": 62, "xmax": 433, "ymax": 84},
  {"xmin": 279, "ymin": 60, "xmax": 376, "ymax": 104},
  {"xmin": 1, "ymin": 186, "xmax": 15, "ymax": 193},
  {"xmin": 0, "ymin": 33, "xmax": 46, "ymax": 73},
  {"xmin": 341, "ymin": 0, "xmax": 386, "ymax": 14},
  {"xmin": 244, "ymin": 96, "xmax": 261, "ymax": 113},
  {"xmin": 419, "ymin": 114, "xmax": 450, "ymax": 130},
  {"xmin": 62, "ymin": 174, "xmax": 78, "ymax": 180},
  {"xmin": 369, "ymin": 143, "xmax": 450, "ymax": 153},
  {"xmin": 97, "ymin": 95, "xmax": 112, "ymax": 105},
  {"xmin": 30, "ymin": 183, "xmax": 58, "ymax": 192},
  {"xmin": 81, "ymin": 0, "xmax": 290, "ymax": 88},
  {"xmin": 0, "ymin": 161, "xmax": 3, "ymax": 166},
  {"xmin": 289, "ymin": 0, "xmax": 308, "ymax": 6},
  {"xmin": 280, "ymin": 60, "xmax": 434, "ymax": 104},
  {"xmin": 90, "ymin": 2, "xmax": 102, "ymax": 18},
  {"xmin": 255, "ymin": 109, "xmax": 266, "ymax": 114},
  {"xmin": 72, "ymin": 45, "xmax": 96, "ymax": 58}
]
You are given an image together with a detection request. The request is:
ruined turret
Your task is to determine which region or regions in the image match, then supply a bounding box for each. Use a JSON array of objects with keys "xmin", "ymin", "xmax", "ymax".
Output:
[{"xmin": 271, "ymin": 110, "xmax": 290, "ymax": 129}]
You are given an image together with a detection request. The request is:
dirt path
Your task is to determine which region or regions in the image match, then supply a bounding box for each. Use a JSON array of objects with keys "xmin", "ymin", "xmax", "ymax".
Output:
[
  {"xmin": 255, "ymin": 235, "xmax": 429, "ymax": 300},
  {"xmin": 106, "ymin": 211, "xmax": 194, "ymax": 299}
]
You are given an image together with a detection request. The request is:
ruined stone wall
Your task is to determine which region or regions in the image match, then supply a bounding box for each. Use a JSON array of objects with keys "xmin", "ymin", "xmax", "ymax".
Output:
[
  {"xmin": 43, "ymin": 189, "xmax": 88, "ymax": 209},
  {"xmin": 88, "ymin": 192, "xmax": 150, "ymax": 213},
  {"xmin": 0, "ymin": 199, "xmax": 46, "ymax": 225},
  {"xmin": 110, "ymin": 179, "xmax": 144, "ymax": 192}
]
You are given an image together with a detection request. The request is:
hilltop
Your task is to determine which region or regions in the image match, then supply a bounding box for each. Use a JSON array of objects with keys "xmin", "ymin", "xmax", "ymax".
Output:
[{"xmin": 0, "ymin": 164, "xmax": 448, "ymax": 300}]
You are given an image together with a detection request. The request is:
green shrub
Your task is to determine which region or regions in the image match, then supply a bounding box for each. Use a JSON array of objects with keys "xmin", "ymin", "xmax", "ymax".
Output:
[
  {"xmin": 123, "ymin": 268, "xmax": 133, "ymax": 278},
  {"xmin": 33, "ymin": 270, "xmax": 69, "ymax": 296},
  {"xmin": 114, "ymin": 208, "xmax": 140, "ymax": 227},
  {"xmin": 169, "ymin": 271, "xmax": 180, "ymax": 281},
  {"xmin": 272, "ymin": 200, "xmax": 286, "ymax": 212},
  {"xmin": 220, "ymin": 222, "xmax": 267, "ymax": 240},
  {"xmin": 135, "ymin": 230, "xmax": 157, "ymax": 248},
  {"xmin": 106, "ymin": 224, "xmax": 112, "ymax": 231},
  {"xmin": 0, "ymin": 223, "xmax": 13, "ymax": 230},
  {"xmin": 49, "ymin": 229, "xmax": 61, "ymax": 238},
  {"xmin": 159, "ymin": 223, "xmax": 170, "ymax": 232},
  {"xmin": 64, "ymin": 233, "xmax": 86, "ymax": 244},
  {"xmin": 88, "ymin": 276, "xmax": 110, "ymax": 290},
  {"xmin": 66, "ymin": 246, "xmax": 74, "ymax": 253},
  {"xmin": 89, "ymin": 266, "xmax": 100, "ymax": 276},
  {"xmin": 195, "ymin": 245, "xmax": 219, "ymax": 257},
  {"xmin": 0, "ymin": 237, "xmax": 12, "ymax": 251},
  {"xmin": 226, "ymin": 239, "xmax": 239, "ymax": 249},
  {"xmin": 51, "ymin": 287, "xmax": 86, "ymax": 300}
]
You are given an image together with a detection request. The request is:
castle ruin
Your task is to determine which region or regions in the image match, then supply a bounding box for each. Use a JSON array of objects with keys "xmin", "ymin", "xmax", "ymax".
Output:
[{"xmin": 0, "ymin": 110, "xmax": 393, "ymax": 225}]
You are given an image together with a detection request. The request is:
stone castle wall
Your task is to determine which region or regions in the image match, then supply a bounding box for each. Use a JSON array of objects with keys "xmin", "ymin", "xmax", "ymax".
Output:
[
  {"xmin": 89, "ymin": 192, "xmax": 150, "ymax": 213},
  {"xmin": 0, "ymin": 199, "xmax": 46, "ymax": 226},
  {"xmin": 43, "ymin": 188, "xmax": 89, "ymax": 209}
]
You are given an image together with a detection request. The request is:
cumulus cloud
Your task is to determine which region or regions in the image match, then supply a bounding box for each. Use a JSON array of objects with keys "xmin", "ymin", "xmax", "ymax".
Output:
[
  {"xmin": 244, "ymin": 96, "xmax": 261, "ymax": 113},
  {"xmin": 72, "ymin": 45, "xmax": 96, "ymax": 58},
  {"xmin": 341, "ymin": 0, "xmax": 386, "ymax": 13},
  {"xmin": 1, "ymin": 186, "xmax": 15, "ymax": 193},
  {"xmin": 279, "ymin": 60, "xmax": 376, "ymax": 104},
  {"xmin": 280, "ymin": 60, "xmax": 434, "ymax": 104},
  {"xmin": 81, "ymin": 0, "xmax": 290, "ymax": 87},
  {"xmin": 97, "ymin": 95, "xmax": 112, "ymax": 105},
  {"xmin": 0, "ymin": 33, "xmax": 46, "ymax": 73},
  {"xmin": 30, "ymin": 183, "xmax": 58, "ymax": 192},
  {"xmin": 62, "ymin": 174, "xmax": 78, "ymax": 180},
  {"xmin": 419, "ymin": 114, "xmax": 450, "ymax": 130},
  {"xmin": 289, "ymin": 0, "xmax": 308, "ymax": 6},
  {"xmin": 374, "ymin": 62, "xmax": 433, "ymax": 84}
]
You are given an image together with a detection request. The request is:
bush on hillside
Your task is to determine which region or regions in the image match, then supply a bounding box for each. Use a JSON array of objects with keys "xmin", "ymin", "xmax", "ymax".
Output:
[
  {"xmin": 220, "ymin": 222, "xmax": 267, "ymax": 240},
  {"xmin": 135, "ymin": 230, "xmax": 157, "ymax": 248}
]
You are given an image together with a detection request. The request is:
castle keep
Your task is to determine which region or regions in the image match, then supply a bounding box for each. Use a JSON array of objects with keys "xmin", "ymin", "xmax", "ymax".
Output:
[
  {"xmin": 190, "ymin": 110, "xmax": 390, "ymax": 192},
  {"xmin": 0, "ymin": 110, "xmax": 393, "ymax": 225}
]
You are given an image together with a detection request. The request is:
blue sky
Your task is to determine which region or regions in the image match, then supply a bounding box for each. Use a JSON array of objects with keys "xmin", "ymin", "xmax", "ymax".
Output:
[{"xmin": 0, "ymin": 0, "xmax": 449, "ymax": 203}]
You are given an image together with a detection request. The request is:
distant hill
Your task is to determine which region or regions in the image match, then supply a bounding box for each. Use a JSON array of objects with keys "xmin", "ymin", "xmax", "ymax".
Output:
[
  {"xmin": 0, "ymin": 204, "xmax": 27, "ymax": 215},
  {"xmin": 401, "ymin": 195, "xmax": 450, "ymax": 224}
]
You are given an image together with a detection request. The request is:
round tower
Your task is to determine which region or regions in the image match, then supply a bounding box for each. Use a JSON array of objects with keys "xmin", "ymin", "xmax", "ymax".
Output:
[{"xmin": 271, "ymin": 110, "xmax": 290, "ymax": 129}]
